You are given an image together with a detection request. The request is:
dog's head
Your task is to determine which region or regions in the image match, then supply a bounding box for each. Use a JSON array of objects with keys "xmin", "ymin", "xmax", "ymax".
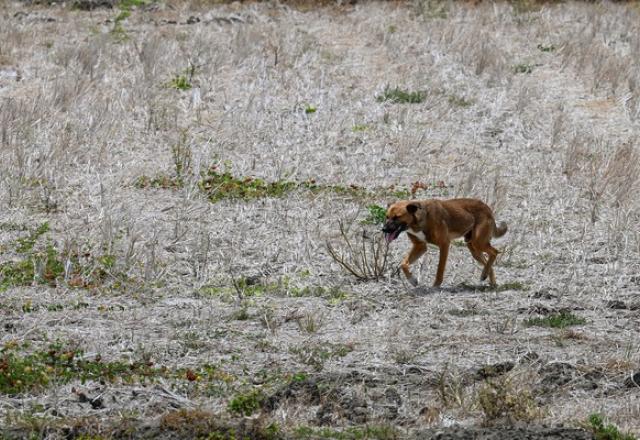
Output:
[{"xmin": 382, "ymin": 201, "xmax": 422, "ymax": 243}]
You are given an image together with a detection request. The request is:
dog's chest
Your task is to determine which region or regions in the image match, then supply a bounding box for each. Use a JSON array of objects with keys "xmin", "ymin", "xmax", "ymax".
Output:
[{"xmin": 407, "ymin": 228, "xmax": 427, "ymax": 242}]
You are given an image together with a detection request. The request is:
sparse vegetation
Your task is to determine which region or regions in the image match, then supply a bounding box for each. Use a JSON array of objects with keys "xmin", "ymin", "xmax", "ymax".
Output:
[
  {"xmin": 587, "ymin": 413, "xmax": 636, "ymax": 440},
  {"xmin": 0, "ymin": 342, "xmax": 232, "ymax": 396},
  {"xmin": 514, "ymin": 63, "xmax": 536, "ymax": 74},
  {"xmin": 295, "ymin": 425, "xmax": 398, "ymax": 440},
  {"xmin": 3, "ymin": 0, "xmax": 640, "ymax": 437},
  {"xmin": 198, "ymin": 166, "xmax": 298, "ymax": 202},
  {"xmin": 228, "ymin": 389, "xmax": 265, "ymax": 416},
  {"xmin": 169, "ymin": 74, "xmax": 192, "ymax": 91},
  {"xmin": 376, "ymin": 86, "xmax": 426, "ymax": 104},
  {"xmin": 0, "ymin": 223, "xmax": 123, "ymax": 291},
  {"xmin": 477, "ymin": 375, "xmax": 543, "ymax": 425},
  {"xmin": 448, "ymin": 94, "xmax": 474, "ymax": 108},
  {"xmin": 290, "ymin": 342, "xmax": 353, "ymax": 371},
  {"xmin": 524, "ymin": 311, "xmax": 587, "ymax": 329},
  {"xmin": 326, "ymin": 222, "xmax": 391, "ymax": 281},
  {"xmin": 537, "ymin": 43, "xmax": 556, "ymax": 52},
  {"xmin": 362, "ymin": 204, "xmax": 387, "ymax": 225}
]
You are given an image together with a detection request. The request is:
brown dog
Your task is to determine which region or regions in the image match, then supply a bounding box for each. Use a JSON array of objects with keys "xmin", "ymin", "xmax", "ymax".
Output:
[{"xmin": 382, "ymin": 198, "xmax": 507, "ymax": 287}]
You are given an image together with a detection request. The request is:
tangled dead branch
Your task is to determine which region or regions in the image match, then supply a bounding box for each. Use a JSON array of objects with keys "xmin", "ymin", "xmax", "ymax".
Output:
[{"xmin": 326, "ymin": 221, "xmax": 391, "ymax": 281}]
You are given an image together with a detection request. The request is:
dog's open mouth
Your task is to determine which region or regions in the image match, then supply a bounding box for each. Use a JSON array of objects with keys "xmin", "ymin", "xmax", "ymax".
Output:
[{"xmin": 382, "ymin": 223, "xmax": 407, "ymax": 243}]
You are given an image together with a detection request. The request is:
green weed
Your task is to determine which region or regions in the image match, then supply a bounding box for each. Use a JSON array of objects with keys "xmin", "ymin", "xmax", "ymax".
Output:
[
  {"xmin": 448, "ymin": 95, "xmax": 474, "ymax": 108},
  {"xmin": 414, "ymin": 0, "xmax": 448, "ymax": 19},
  {"xmin": 15, "ymin": 222, "xmax": 49, "ymax": 253},
  {"xmin": 169, "ymin": 75, "xmax": 192, "ymax": 91},
  {"xmin": 0, "ymin": 342, "xmax": 233, "ymax": 396},
  {"xmin": 587, "ymin": 413, "xmax": 636, "ymax": 440},
  {"xmin": 447, "ymin": 306, "xmax": 479, "ymax": 317},
  {"xmin": 376, "ymin": 86, "xmax": 425, "ymax": 104},
  {"xmin": 497, "ymin": 281, "xmax": 528, "ymax": 292},
  {"xmin": 139, "ymin": 162, "xmax": 446, "ymax": 203},
  {"xmin": 514, "ymin": 63, "xmax": 536, "ymax": 74},
  {"xmin": 290, "ymin": 343, "xmax": 353, "ymax": 371},
  {"xmin": 228, "ymin": 389, "xmax": 265, "ymax": 416},
  {"xmin": 352, "ymin": 124, "xmax": 369, "ymax": 132},
  {"xmin": 199, "ymin": 166, "xmax": 298, "ymax": 202},
  {"xmin": 524, "ymin": 311, "xmax": 586, "ymax": 329},
  {"xmin": 537, "ymin": 43, "xmax": 556, "ymax": 52},
  {"xmin": 362, "ymin": 204, "xmax": 387, "ymax": 225}
]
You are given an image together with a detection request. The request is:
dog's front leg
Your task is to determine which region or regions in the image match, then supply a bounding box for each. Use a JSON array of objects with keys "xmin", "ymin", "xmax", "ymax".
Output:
[
  {"xmin": 434, "ymin": 242, "xmax": 450, "ymax": 287},
  {"xmin": 401, "ymin": 242, "xmax": 426, "ymax": 286}
]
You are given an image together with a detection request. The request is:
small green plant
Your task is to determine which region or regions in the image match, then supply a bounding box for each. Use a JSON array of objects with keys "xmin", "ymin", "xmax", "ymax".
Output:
[
  {"xmin": 0, "ymin": 342, "xmax": 233, "ymax": 396},
  {"xmin": 447, "ymin": 306, "xmax": 479, "ymax": 317},
  {"xmin": 376, "ymin": 86, "xmax": 425, "ymax": 104},
  {"xmin": 352, "ymin": 124, "xmax": 369, "ymax": 132},
  {"xmin": 362, "ymin": 204, "xmax": 387, "ymax": 225},
  {"xmin": 143, "ymin": 160, "xmax": 431, "ymax": 203},
  {"xmin": 199, "ymin": 166, "xmax": 298, "ymax": 202},
  {"xmin": 510, "ymin": 0, "xmax": 542, "ymax": 14},
  {"xmin": 110, "ymin": 0, "xmax": 150, "ymax": 40},
  {"xmin": 514, "ymin": 63, "xmax": 535, "ymax": 74},
  {"xmin": 119, "ymin": 0, "xmax": 149, "ymax": 8},
  {"xmin": 15, "ymin": 222, "xmax": 49, "ymax": 253},
  {"xmin": 228, "ymin": 389, "xmax": 264, "ymax": 416},
  {"xmin": 0, "ymin": 243, "xmax": 64, "ymax": 291},
  {"xmin": 304, "ymin": 105, "xmax": 316, "ymax": 114},
  {"xmin": 587, "ymin": 413, "xmax": 636, "ymax": 440},
  {"xmin": 297, "ymin": 312, "xmax": 323, "ymax": 334},
  {"xmin": 537, "ymin": 43, "xmax": 556, "ymax": 52},
  {"xmin": 134, "ymin": 174, "xmax": 183, "ymax": 189},
  {"xmin": 290, "ymin": 343, "xmax": 353, "ymax": 371},
  {"xmin": 172, "ymin": 130, "xmax": 192, "ymax": 181},
  {"xmin": 448, "ymin": 95, "xmax": 474, "ymax": 108},
  {"xmin": 524, "ymin": 311, "xmax": 586, "ymax": 329},
  {"xmin": 1, "ymin": 224, "xmax": 123, "ymax": 291},
  {"xmin": 497, "ymin": 281, "xmax": 528, "ymax": 292},
  {"xmin": 414, "ymin": 0, "xmax": 448, "ymax": 19},
  {"xmin": 169, "ymin": 75, "xmax": 192, "ymax": 91}
]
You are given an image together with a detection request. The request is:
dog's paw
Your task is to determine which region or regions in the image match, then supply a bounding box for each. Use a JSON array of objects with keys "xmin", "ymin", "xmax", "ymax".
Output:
[{"xmin": 407, "ymin": 275, "xmax": 419, "ymax": 287}]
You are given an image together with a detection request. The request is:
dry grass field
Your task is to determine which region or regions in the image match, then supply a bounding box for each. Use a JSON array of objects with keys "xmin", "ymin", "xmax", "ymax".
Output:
[{"xmin": 2, "ymin": 0, "xmax": 640, "ymax": 438}]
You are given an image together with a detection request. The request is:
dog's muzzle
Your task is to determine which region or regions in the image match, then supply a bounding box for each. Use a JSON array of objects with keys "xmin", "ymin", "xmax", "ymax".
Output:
[{"xmin": 382, "ymin": 221, "xmax": 407, "ymax": 243}]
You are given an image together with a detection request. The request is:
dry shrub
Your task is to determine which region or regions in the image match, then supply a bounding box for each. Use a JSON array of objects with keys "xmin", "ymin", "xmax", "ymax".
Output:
[
  {"xmin": 563, "ymin": 136, "xmax": 640, "ymax": 223},
  {"xmin": 160, "ymin": 409, "xmax": 280, "ymax": 439},
  {"xmin": 436, "ymin": 365, "xmax": 473, "ymax": 411},
  {"xmin": 476, "ymin": 374, "xmax": 543, "ymax": 426},
  {"xmin": 326, "ymin": 222, "xmax": 391, "ymax": 282}
]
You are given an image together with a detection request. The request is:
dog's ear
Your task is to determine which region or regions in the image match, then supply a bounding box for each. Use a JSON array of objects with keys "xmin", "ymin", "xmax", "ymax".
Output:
[{"xmin": 406, "ymin": 203, "xmax": 420, "ymax": 214}]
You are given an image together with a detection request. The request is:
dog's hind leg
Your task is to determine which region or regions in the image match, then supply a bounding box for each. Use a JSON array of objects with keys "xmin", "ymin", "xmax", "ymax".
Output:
[
  {"xmin": 480, "ymin": 244, "xmax": 499, "ymax": 286},
  {"xmin": 471, "ymin": 221, "xmax": 499, "ymax": 286},
  {"xmin": 466, "ymin": 242, "xmax": 487, "ymax": 267}
]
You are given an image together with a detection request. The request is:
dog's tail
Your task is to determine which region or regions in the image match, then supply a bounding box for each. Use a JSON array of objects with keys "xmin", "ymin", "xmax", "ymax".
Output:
[{"xmin": 493, "ymin": 221, "xmax": 508, "ymax": 238}]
